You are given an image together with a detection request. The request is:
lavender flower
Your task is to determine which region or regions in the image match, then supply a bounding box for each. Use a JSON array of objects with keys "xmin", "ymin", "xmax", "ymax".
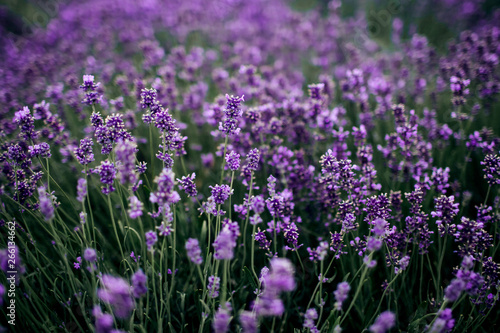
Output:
[
  {"xmin": 185, "ymin": 238, "xmax": 203, "ymax": 265},
  {"xmin": 38, "ymin": 187, "xmax": 54, "ymax": 222},
  {"xmin": 76, "ymin": 178, "xmax": 87, "ymax": 203},
  {"xmin": 253, "ymin": 258, "xmax": 295, "ymax": 317},
  {"xmin": 428, "ymin": 308, "xmax": 455, "ymax": 333},
  {"xmin": 177, "ymin": 173, "xmax": 198, "ymax": 197},
  {"xmin": 0, "ymin": 246, "xmax": 26, "ymax": 283},
  {"xmin": 140, "ymin": 88, "xmax": 158, "ymax": 109},
  {"xmin": 225, "ymin": 151, "xmax": 240, "ymax": 171},
  {"xmin": 481, "ymin": 154, "xmax": 500, "ymax": 185},
  {"xmin": 115, "ymin": 139, "xmax": 138, "ymax": 185},
  {"xmin": 80, "ymin": 75, "xmax": 101, "ymax": 105},
  {"xmin": 369, "ymin": 311, "xmax": 396, "ymax": 333},
  {"xmin": 444, "ymin": 279, "xmax": 466, "ymax": 302},
  {"xmin": 219, "ymin": 94, "xmax": 244, "ymax": 135},
  {"xmin": 246, "ymin": 148, "xmax": 260, "ymax": 170},
  {"xmin": 29, "ymin": 143, "xmax": 51, "ymax": 159},
  {"xmin": 84, "ymin": 248, "xmax": 97, "ymax": 262},
  {"xmin": 93, "ymin": 306, "xmax": 114, "ymax": 333},
  {"xmin": 97, "ymin": 275, "xmax": 134, "ymax": 319},
  {"xmin": 157, "ymin": 221, "xmax": 174, "ymax": 236},
  {"xmin": 128, "ymin": 195, "xmax": 143, "ymax": 219},
  {"xmin": 145, "ymin": 230, "xmax": 158, "ymax": 251},
  {"xmin": 450, "ymin": 76, "xmax": 470, "ymax": 106},
  {"xmin": 239, "ymin": 311, "xmax": 257, "ymax": 333},
  {"xmin": 303, "ymin": 308, "xmax": 320, "ymax": 333},
  {"xmin": 131, "ymin": 269, "xmax": 147, "ymax": 298},
  {"xmin": 0, "ymin": 284, "xmax": 4, "ymax": 306},
  {"xmin": 14, "ymin": 106, "xmax": 37, "ymax": 140},
  {"xmin": 431, "ymin": 195, "xmax": 459, "ymax": 236},
  {"xmin": 210, "ymin": 184, "xmax": 234, "ymax": 205},
  {"xmin": 333, "ymin": 282, "xmax": 351, "ymax": 311},
  {"xmin": 208, "ymin": 275, "xmax": 221, "ymax": 298},
  {"xmin": 213, "ymin": 307, "xmax": 231, "ymax": 333},
  {"xmin": 150, "ymin": 168, "xmax": 180, "ymax": 208},
  {"xmin": 74, "ymin": 138, "xmax": 94, "ymax": 165},
  {"xmin": 213, "ymin": 227, "xmax": 237, "ymax": 260},
  {"xmin": 93, "ymin": 160, "xmax": 116, "ymax": 194}
]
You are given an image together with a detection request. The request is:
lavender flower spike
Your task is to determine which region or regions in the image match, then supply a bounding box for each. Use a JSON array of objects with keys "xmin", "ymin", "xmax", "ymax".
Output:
[
  {"xmin": 38, "ymin": 187, "xmax": 54, "ymax": 222},
  {"xmin": 131, "ymin": 269, "xmax": 148, "ymax": 298},
  {"xmin": 97, "ymin": 275, "xmax": 134, "ymax": 319},
  {"xmin": 213, "ymin": 227, "xmax": 237, "ymax": 260},
  {"xmin": 185, "ymin": 238, "xmax": 203, "ymax": 265},
  {"xmin": 219, "ymin": 94, "xmax": 244, "ymax": 135},
  {"xmin": 369, "ymin": 311, "xmax": 396, "ymax": 333},
  {"xmin": 334, "ymin": 281, "xmax": 351, "ymax": 310}
]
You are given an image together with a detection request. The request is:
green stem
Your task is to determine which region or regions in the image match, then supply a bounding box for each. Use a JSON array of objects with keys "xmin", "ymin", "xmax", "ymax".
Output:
[{"xmin": 107, "ymin": 194, "xmax": 124, "ymax": 260}]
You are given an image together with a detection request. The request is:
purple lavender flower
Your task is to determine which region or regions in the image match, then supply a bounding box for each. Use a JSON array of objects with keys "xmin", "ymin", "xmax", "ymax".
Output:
[
  {"xmin": 115, "ymin": 139, "xmax": 138, "ymax": 185},
  {"xmin": 210, "ymin": 184, "xmax": 234, "ymax": 205},
  {"xmin": 140, "ymin": 88, "xmax": 157, "ymax": 109},
  {"xmin": 14, "ymin": 106, "xmax": 37, "ymax": 140},
  {"xmin": 208, "ymin": 275, "xmax": 221, "ymax": 298},
  {"xmin": 0, "ymin": 284, "xmax": 4, "ymax": 306},
  {"xmin": 185, "ymin": 238, "xmax": 203, "ymax": 265},
  {"xmin": 369, "ymin": 311, "xmax": 396, "ymax": 333},
  {"xmin": 28, "ymin": 143, "xmax": 51, "ymax": 159},
  {"xmin": 84, "ymin": 248, "xmax": 97, "ymax": 262},
  {"xmin": 431, "ymin": 195, "xmax": 459, "ymax": 236},
  {"xmin": 239, "ymin": 311, "xmax": 257, "ymax": 333},
  {"xmin": 92, "ymin": 113, "xmax": 132, "ymax": 155},
  {"xmin": 38, "ymin": 187, "xmax": 54, "ymax": 222},
  {"xmin": 145, "ymin": 230, "xmax": 158, "ymax": 251},
  {"xmin": 74, "ymin": 138, "xmax": 94, "ymax": 166},
  {"xmin": 80, "ymin": 75, "xmax": 101, "ymax": 105},
  {"xmin": 303, "ymin": 308, "xmax": 320, "ymax": 333},
  {"xmin": 254, "ymin": 258, "xmax": 295, "ymax": 317},
  {"xmin": 242, "ymin": 148, "xmax": 260, "ymax": 181},
  {"xmin": 428, "ymin": 308, "xmax": 455, "ymax": 333},
  {"xmin": 33, "ymin": 100, "xmax": 51, "ymax": 120},
  {"xmin": 131, "ymin": 269, "xmax": 147, "ymax": 298},
  {"xmin": 454, "ymin": 216, "xmax": 492, "ymax": 257},
  {"xmin": 213, "ymin": 227, "xmax": 237, "ymax": 260},
  {"xmin": 450, "ymin": 76, "xmax": 470, "ymax": 106},
  {"xmin": 307, "ymin": 241, "xmax": 329, "ymax": 262},
  {"xmin": 225, "ymin": 151, "xmax": 241, "ymax": 171},
  {"xmin": 445, "ymin": 279, "xmax": 466, "ymax": 302},
  {"xmin": 333, "ymin": 282, "xmax": 351, "ymax": 311},
  {"xmin": 150, "ymin": 168, "xmax": 180, "ymax": 208},
  {"xmin": 157, "ymin": 221, "xmax": 174, "ymax": 236},
  {"xmin": 213, "ymin": 307, "xmax": 231, "ymax": 333},
  {"xmin": 481, "ymin": 154, "xmax": 500, "ymax": 185},
  {"xmin": 93, "ymin": 306, "xmax": 114, "ymax": 333},
  {"xmin": 128, "ymin": 195, "xmax": 143, "ymax": 219},
  {"xmin": 97, "ymin": 275, "xmax": 134, "ymax": 319},
  {"xmin": 136, "ymin": 162, "xmax": 147, "ymax": 174},
  {"xmin": 219, "ymin": 94, "xmax": 244, "ymax": 136},
  {"xmin": 93, "ymin": 160, "xmax": 116, "ymax": 195},
  {"xmin": 394, "ymin": 256, "xmax": 410, "ymax": 275},
  {"xmin": 177, "ymin": 173, "xmax": 198, "ymax": 197},
  {"xmin": 76, "ymin": 178, "xmax": 87, "ymax": 203}
]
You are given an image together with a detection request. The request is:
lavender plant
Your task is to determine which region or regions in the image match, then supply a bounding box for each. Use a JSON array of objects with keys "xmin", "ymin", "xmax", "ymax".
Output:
[{"xmin": 1, "ymin": 0, "xmax": 500, "ymax": 332}]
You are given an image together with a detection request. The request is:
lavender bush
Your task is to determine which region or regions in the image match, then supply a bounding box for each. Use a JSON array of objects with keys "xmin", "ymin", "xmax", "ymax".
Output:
[{"xmin": 1, "ymin": 0, "xmax": 500, "ymax": 331}]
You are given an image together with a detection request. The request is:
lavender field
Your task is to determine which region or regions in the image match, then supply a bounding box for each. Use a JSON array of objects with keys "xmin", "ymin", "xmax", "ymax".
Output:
[{"xmin": 1, "ymin": 0, "xmax": 500, "ymax": 332}]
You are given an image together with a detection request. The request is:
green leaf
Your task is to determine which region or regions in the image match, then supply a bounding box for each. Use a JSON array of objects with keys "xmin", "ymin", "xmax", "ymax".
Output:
[
  {"xmin": 408, "ymin": 301, "xmax": 428, "ymax": 333},
  {"xmin": 242, "ymin": 266, "xmax": 258, "ymax": 291}
]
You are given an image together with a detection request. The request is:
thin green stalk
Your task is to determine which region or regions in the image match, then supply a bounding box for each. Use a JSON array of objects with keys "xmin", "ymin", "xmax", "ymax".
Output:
[
  {"xmin": 107, "ymin": 194, "xmax": 125, "ymax": 260},
  {"xmin": 340, "ymin": 257, "xmax": 371, "ymax": 325}
]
